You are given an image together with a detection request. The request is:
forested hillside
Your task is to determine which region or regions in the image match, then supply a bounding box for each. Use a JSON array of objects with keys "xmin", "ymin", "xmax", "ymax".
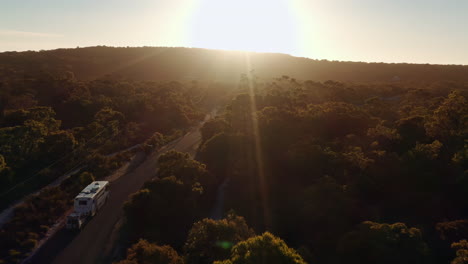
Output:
[
  {"xmin": 1, "ymin": 46, "xmax": 468, "ymax": 83},
  {"xmin": 0, "ymin": 47, "xmax": 467, "ymax": 264},
  {"xmin": 119, "ymin": 74, "xmax": 467, "ymax": 263},
  {"xmin": 0, "ymin": 64, "xmax": 230, "ymax": 263},
  {"xmin": 196, "ymin": 77, "xmax": 468, "ymax": 263},
  {"xmin": 0, "ymin": 73, "xmax": 215, "ymax": 200}
]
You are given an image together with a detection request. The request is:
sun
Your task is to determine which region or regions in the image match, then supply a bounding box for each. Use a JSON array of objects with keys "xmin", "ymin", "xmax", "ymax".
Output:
[{"xmin": 188, "ymin": 0, "xmax": 298, "ymax": 54}]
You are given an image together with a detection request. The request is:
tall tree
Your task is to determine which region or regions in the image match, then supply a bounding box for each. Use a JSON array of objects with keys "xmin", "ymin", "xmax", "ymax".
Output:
[
  {"xmin": 214, "ymin": 232, "xmax": 306, "ymax": 264},
  {"xmin": 115, "ymin": 239, "xmax": 183, "ymax": 264},
  {"xmin": 337, "ymin": 221, "xmax": 431, "ymax": 264},
  {"xmin": 184, "ymin": 213, "xmax": 255, "ymax": 264}
]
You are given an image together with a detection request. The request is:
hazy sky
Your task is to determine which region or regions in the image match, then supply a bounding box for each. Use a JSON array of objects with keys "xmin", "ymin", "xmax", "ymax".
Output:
[{"xmin": 1, "ymin": 0, "xmax": 467, "ymax": 64}]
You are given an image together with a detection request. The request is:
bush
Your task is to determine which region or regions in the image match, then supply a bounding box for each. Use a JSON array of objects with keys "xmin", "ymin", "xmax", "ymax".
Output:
[
  {"xmin": 115, "ymin": 239, "xmax": 183, "ymax": 264},
  {"xmin": 215, "ymin": 232, "xmax": 306, "ymax": 264}
]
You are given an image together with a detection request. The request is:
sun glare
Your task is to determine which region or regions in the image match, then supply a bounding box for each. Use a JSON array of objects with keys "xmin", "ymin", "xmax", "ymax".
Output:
[{"xmin": 188, "ymin": 0, "xmax": 298, "ymax": 54}]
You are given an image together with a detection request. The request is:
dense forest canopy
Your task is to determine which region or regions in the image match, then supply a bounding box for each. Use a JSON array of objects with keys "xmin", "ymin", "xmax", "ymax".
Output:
[
  {"xmin": 0, "ymin": 48, "xmax": 232, "ymax": 263},
  {"xmin": 0, "ymin": 47, "xmax": 467, "ymax": 264}
]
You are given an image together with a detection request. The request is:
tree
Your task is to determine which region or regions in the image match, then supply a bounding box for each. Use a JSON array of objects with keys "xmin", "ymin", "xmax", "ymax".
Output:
[
  {"xmin": 115, "ymin": 239, "xmax": 183, "ymax": 264},
  {"xmin": 226, "ymin": 94, "xmax": 253, "ymax": 134},
  {"xmin": 0, "ymin": 154, "xmax": 13, "ymax": 186},
  {"xmin": 200, "ymin": 118, "xmax": 229, "ymax": 143},
  {"xmin": 124, "ymin": 176, "xmax": 202, "ymax": 247},
  {"xmin": 367, "ymin": 124, "xmax": 401, "ymax": 150},
  {"xmin": 184, "ymin": 213, "xmax": 255, "ymax": 264},
  {"xmin": 0, "ymin": 120, "xmax": 49, "ymax": 165},
  {"xmin": 0, "ymin": 154, "xmax": 6, "ymax": 171},
  {"xmin": 157, "ymin": 151, "xmax": 214, "ymax": 189},
  {"xmin": 95, "ymin": 107, "xmax": 125, "ymax": 125},
  {"xmin": 258, "ymin": 106, "xmax": 302, "ymax": 153},
  {"xmin": 410, "ymin": 140, "xmax": 444, "ymax": 161},
  {"xmin": 214, "ymin": 232, "xmax": 306, "ymax": 264},
  {"xmin": 401, "ymin": 140, "xmax": 444, "ymax": 194},
  {"xmin": 3, "ymin": 107, "xmax": 61, "ymax": 132},
  {"xmin": 79, "ymin": 172, "xmax": 95, "ymax": 187},
  {"xmin": 396, "ymin": 115, "xmax": 426, "ymax": 149},
  {"xmin": 198, "ymin": 133, "xmax": 231, "ymax": 177},
  {"xmin": 303, "ymin": 102, "xmax": 374, "ymax": 139},
  {"xmin": 337, "ymin": 221, "xmax": 431, "ymax": 264},
  {"xmin": 94, "ymin": 107, "xmax": 125, "ymax": 135},
  {"xmin": 437, "ymin": 220, "xmax": 468, "ymax": 243},
  {"xmin": 288, "ymin": 176, "xmax": 356, "ymax": 256},
  {"xmin": 40, "ymin": 130, "xmax": 77, "ymax": 163},
  {"xmin": 451, "ymin": 240, "xmax": 468, "ymax": 264},
  {"xmin": 143, "ymin": 132, "xmax": 165, "ymax": 152},
  {"xmin": 425, "ymin": 91, "xmax": 468, "ymax": 143}
]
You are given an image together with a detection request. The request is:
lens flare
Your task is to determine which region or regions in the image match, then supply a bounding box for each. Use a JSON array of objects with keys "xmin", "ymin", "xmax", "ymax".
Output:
[{"xmin": 244, "ymin": 52, "xmax": 272, "ymax": 230}]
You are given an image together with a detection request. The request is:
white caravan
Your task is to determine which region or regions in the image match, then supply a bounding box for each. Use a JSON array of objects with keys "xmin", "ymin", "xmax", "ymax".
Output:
[{"xmin": 66, "ymin": 181, "xmax": 110, "ymax": 230}]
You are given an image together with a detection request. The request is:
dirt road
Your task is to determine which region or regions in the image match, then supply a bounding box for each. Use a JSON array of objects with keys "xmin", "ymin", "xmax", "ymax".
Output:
[{"xmin": 29, "ymin": 123, "xmax": 204, "ymax": 264}]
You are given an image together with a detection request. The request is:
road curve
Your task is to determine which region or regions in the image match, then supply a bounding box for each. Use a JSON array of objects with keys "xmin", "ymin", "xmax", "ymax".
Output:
[{"xmin": 30, "ymin": 122, "xmax": 204, "ymax": 264}]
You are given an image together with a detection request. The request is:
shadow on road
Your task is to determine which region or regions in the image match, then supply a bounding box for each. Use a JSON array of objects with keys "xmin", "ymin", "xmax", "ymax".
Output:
[{"xmin": 26, "ymin": 227, "xmax": 76, "ymax": 264}]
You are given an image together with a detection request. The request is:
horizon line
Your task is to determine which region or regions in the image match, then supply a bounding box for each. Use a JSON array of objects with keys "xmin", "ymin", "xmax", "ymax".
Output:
[{"xmin": 1, "ymin": 45, "xmax": 467, "ymax": 67}]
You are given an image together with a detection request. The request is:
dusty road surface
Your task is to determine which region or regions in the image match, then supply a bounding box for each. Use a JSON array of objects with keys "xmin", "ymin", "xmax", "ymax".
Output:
[{"xmin": 29, "ymin": 121, "xmax": 205, "ymax": 264}]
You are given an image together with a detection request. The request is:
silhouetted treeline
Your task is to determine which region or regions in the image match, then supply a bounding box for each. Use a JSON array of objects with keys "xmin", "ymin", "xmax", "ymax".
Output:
[{"xmin": 1, "ymin": 46, "xmax": 468, "ymax": 83}]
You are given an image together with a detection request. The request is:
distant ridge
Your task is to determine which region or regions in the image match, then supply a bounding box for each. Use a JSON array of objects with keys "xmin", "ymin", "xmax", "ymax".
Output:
[{"xmin": 1, "ymin": 46, "xmax": 468, "ymax": 83}]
